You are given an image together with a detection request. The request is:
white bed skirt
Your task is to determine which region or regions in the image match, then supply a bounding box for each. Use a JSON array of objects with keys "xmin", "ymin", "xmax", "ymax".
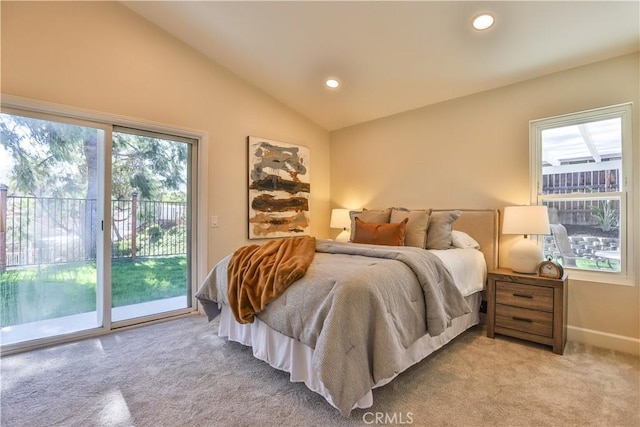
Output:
[{"xmin": 218, "ymin": 292, "xmax": 482, "ymax": 412}]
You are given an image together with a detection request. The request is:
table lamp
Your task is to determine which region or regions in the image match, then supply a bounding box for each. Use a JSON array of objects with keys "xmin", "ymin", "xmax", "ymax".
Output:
[
  {"xmin": 502, "ymin": 205, "xmax": 551, "ymax": 274},
  {"xmin": 330, "ymin": 208, "xmax": 351, "ymax": 242}
]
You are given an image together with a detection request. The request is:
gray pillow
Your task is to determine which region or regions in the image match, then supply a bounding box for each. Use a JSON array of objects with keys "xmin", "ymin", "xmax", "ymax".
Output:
[
  {"xmin": 390, "ymin": 208, "xmax": 430, "ymax": 248},
  {"xmin": 349, "ymin": 208, "xmax": 392, "ymax": 241},
  {"xmin": 426, "ymin": 210, "xmax": 462, "ymax": 250}
]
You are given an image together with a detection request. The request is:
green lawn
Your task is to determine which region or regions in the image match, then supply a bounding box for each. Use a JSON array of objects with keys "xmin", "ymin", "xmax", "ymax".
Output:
[
  {"xmin": 573, "ymin": 258, "xmax": 620, "ymax": 271},
  {"xmin": 0, "ymin": 256, "xmax": 187, "ymax": 327}
]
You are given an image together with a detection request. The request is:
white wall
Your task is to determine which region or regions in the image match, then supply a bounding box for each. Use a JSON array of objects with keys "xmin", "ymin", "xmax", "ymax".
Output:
[{"xmin": 331, "ymin": 54, "xmax": 640, "ymax": 353}]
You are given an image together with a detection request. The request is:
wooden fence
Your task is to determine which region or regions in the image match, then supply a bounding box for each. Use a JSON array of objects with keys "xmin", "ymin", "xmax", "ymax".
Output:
[{"xmin": 543, "ymin": 168, "xmax": 619, "ymax": 227}]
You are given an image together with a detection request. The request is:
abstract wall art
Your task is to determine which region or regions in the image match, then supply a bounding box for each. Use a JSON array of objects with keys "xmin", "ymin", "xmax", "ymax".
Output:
[{"xmin": 247, "ymin": 136, "xmax": 310, "ymax": 239}]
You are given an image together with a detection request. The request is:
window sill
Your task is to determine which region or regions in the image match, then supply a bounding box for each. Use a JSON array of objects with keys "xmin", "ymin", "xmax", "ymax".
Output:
[{"xmin": 565, "ymin": 268, "xmax": 635, "ymax": 286}]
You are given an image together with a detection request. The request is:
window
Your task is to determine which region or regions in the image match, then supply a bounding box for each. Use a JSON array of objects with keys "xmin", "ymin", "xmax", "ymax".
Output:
[{"xmin": 530, "ymin": 103, "xmax": 633, "ymax": 283}]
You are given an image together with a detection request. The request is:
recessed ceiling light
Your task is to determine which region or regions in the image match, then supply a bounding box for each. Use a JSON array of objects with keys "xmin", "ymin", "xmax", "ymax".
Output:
[
  {"xmin": 472, "ymin": 13, "xmax": 495, "ymax": 31},
  {"xmin": 325, "ymin": 79, "xmax": 340, "ymax": 89}
]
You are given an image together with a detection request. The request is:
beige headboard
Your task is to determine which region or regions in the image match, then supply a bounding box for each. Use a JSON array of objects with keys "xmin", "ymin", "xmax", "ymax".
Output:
[{"xmin": 433, "ymin": 208, "xmax": 499, "ymax": 271}]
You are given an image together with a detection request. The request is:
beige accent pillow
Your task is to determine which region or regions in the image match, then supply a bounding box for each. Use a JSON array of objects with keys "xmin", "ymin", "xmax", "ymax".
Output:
[
  {"xmin": 352, "ymin": 217, "xmax": 408, "ymax": 246},
  {"xmin": 349, "ymin": 208, "xmax": 392, "ymax": 241},
  {"xmin": 426, "ymin": 210, "xmax": 462, "ymax": 249},
  {"xmin": 390, "ymin": 208, "xmax": 430, "ymax": 248}
]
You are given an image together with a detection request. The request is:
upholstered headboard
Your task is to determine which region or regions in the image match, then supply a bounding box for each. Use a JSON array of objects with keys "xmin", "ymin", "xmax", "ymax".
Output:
[{"xmin": 434, "ymin": 208, "xmax": 500, "ymax": 271}]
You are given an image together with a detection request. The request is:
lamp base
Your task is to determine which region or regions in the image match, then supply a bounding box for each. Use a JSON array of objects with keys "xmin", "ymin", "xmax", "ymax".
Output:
[
  {"xmin": 335, "ymin": 229, "xmax": 350, "ymax": 242},
  {"xmin": 509, "ymin": 238, "xmax": 543, "ymax": 274}
]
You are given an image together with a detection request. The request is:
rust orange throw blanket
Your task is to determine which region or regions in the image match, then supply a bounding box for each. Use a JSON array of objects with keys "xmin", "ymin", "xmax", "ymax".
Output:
[{"xmin": 227, "ymin": 235, "xmax": 316, "ymax": 324}]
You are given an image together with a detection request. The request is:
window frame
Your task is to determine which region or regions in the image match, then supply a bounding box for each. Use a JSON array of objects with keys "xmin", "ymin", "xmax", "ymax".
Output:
[{"xmin": 529, "ymin": 103, "xmax": 634, "ymax": 285}]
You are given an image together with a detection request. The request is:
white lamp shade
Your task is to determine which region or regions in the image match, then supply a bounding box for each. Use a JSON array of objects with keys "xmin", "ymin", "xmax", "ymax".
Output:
[
  {"xmin": 502, "ymin": 205, "xmax": 550, "ymax": 236},
  {"xmin": 330, "ymin": 209, "xmax": 351, "ymax": 229},
  {"xmin": 330, "ymin": 208, "xmax": 351, "ymax": 242}
]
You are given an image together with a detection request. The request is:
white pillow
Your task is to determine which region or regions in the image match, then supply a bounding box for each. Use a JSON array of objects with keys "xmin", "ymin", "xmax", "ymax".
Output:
[{"xmin": 451, "ymin": 230, "xmax": 480, "ymax": 250}]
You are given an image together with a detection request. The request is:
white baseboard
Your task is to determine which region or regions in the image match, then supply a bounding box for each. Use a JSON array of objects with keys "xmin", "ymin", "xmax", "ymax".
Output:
[{"xmin": 567, "ymin": 325, "xmax": 640, "ymax": 356}]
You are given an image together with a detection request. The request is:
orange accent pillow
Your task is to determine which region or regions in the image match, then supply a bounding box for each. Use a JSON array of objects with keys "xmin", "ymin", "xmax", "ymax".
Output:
[{"xmin": 352, "ymin": 217, "xmax": 408, "ymax": 246}]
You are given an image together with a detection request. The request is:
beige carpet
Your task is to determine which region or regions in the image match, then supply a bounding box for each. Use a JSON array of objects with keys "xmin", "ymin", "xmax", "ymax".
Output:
[{"xmin": 1, "ymin": 314, "xmax": 638, "ymax": 427}]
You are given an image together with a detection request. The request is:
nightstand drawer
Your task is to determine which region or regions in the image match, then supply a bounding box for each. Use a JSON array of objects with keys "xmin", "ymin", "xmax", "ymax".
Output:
[
  {"xmin": 496, "ymin": 281, "xmax": 553, "ymax": 312},
  {"xmin": 487, "ymin": 269, "xmax": 567, "ymax": 354},
  {"xmin": 496, "ymin": 304, "xmax": 553, "ymax": 337}
]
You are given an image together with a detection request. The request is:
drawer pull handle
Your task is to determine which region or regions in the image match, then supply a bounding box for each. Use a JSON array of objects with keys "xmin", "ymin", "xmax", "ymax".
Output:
[
  {"xmin": 513, "ymin": 293, "xmax": 533, "ymax": 299},
  {"xmin": 512, "ymin": 316, "xmax": 533, "ymax": 323}
]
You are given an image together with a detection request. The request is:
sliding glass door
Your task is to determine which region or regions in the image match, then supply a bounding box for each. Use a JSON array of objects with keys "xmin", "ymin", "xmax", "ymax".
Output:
[
  {"xmin": 110, "ymin": 128, "xmax": 192, "ymax": 323},
  {"xmin": 0, "ymin": 111, "xmax": 106, "ymax": 344},
  {"xmin": 0, "ymin": 109, "xmax": 196, "ymax": 348}
]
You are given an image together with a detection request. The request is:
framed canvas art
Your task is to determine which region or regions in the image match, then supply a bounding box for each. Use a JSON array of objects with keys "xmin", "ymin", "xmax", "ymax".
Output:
[{"xmin": 247, "ymin": 136, "xmax": 311, "ymax": 239}]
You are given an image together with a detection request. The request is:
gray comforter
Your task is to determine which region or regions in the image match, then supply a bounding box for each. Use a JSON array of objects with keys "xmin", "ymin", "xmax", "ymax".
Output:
[{"xmin": 196, "ymin": 240, "xmax": 470, "ymax": 416}]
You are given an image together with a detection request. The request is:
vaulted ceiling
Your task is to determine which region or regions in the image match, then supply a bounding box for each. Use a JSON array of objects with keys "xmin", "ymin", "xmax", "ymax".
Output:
[{"xmin": 123, "ymin": 1, "xmax": 640, "ymax": 131}]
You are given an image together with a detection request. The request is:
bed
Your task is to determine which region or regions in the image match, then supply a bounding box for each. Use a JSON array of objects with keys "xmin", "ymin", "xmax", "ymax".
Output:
[{"xmin": 196, "ymin": 208, "xmax": 499, "ymax": 416}]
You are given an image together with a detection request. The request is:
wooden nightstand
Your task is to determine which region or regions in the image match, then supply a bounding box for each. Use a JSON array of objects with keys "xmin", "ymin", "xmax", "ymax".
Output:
[{"xmin": 486, "ymin": 268, "xmax": 568, "ymax": 354}]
